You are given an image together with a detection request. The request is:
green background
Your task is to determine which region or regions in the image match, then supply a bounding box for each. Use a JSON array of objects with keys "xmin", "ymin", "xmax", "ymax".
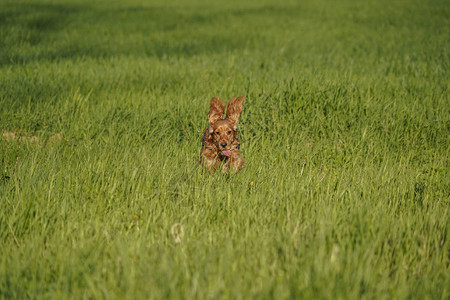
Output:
[{"xmin": 0, "ymin": 0, "xmax": 448, "ymax": 298}]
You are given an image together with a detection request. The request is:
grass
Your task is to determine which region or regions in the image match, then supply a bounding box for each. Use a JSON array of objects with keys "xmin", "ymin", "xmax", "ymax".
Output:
[{"xmin": 0, "ymin": 0, "xmax": 448, "ymax": 298}]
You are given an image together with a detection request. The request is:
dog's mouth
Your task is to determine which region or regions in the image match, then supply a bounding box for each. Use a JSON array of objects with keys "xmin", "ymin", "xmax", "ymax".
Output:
[{"xmin": 220, "ymin": 150, "xmax": 232, "ymax": 157}]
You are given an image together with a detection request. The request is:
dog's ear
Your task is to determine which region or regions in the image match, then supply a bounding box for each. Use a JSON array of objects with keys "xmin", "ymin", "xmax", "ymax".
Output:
[
  {"xmin": 226, "ymin": 95, "xmax": 245, "ymax": 128},
  {"xmin": 208, "ymin": 97, "xmax": 225, "ymax": 126}
]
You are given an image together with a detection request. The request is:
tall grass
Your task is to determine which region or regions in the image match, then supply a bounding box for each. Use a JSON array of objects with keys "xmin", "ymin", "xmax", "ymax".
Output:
[{"xmin": 0, "ymin": 0, "xmax": 448, "ymax": 298}]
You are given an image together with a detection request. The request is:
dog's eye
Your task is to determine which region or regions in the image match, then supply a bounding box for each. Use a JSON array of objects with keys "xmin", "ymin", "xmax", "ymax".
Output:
[
  {"xmin": 227, "ymin": 131, "xmax": 232, "ymax": 134},
  {"xmin": 215, "ymin": 132, "xmax": 220, "ymax": 135}
]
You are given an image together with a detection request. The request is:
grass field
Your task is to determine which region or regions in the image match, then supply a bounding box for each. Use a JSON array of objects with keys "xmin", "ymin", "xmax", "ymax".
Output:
[{"xmin": 0, "ymin": 0, "xmax": 449, "ymax": 298}]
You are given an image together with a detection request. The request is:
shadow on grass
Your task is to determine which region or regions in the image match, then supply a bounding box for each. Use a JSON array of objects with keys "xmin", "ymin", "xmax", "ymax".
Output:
[{"xmin": 0, "ymin": 2, "xmax": 301, "ymax": 65}]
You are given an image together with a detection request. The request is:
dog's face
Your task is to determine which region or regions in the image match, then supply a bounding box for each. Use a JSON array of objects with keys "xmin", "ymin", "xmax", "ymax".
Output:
[
  {"xmin": 207, "ymin": 95, "xmax": 245, "ymax": 157},
  {"xmin": 210, "ymin": 119, "xmax": 237, "ymax": 156}
]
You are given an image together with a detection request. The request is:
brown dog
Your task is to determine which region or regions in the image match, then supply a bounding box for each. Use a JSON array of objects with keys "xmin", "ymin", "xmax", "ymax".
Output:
[{"xmin": 200, "ymin": 95, "xmax": 245, "ymax": 173}]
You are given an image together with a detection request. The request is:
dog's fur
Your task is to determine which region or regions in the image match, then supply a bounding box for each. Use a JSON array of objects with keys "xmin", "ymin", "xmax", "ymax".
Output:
[{"xmin": 200, "ymin": 95, "xmax": 245, "ymax": 173}]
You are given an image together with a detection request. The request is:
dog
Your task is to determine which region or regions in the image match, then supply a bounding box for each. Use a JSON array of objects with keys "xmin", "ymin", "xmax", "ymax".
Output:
[{"xmin": 200, "ymin": 95, "xmax": 245, "ymax": 173}]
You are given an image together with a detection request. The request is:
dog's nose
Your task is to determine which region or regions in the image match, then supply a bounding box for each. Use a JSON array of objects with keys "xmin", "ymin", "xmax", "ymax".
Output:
[{"xmin": 220, "ymin": 142, "xmax": 227, "ymax": 148}]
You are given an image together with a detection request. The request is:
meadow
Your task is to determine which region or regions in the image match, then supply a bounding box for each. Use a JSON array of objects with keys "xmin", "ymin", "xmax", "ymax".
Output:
[{"xmin": 0, "ymin": 0, "xmax": 448, "ymax": 298}]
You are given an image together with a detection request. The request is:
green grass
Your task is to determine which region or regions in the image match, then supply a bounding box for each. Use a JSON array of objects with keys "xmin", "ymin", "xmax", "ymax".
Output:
[{"xmin": 0, "ymin": 0, "xmax": 449, "ymax": 298}]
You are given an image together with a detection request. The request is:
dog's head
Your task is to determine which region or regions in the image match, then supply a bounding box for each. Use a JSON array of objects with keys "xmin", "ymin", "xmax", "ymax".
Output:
[{"xmin": 207, "ymin": 95, "xmax": 245, "ymax": 157}]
